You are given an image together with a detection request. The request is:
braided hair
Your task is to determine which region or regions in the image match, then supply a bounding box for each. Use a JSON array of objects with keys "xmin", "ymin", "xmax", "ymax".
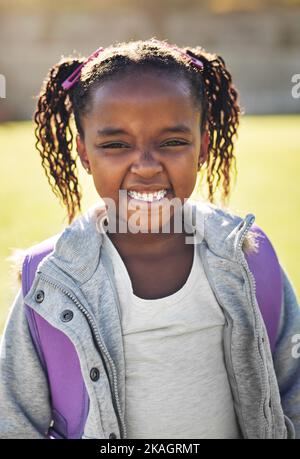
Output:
[{"xmin": 34, "ymin": 39, "xmax": 241, "ymax": 225}]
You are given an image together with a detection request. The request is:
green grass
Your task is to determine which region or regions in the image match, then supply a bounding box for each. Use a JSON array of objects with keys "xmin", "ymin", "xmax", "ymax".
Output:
[
  {"xmin": 0, "ymin": 116, "xmax": 299, "ymax": 331},
  {"xmin": 229, "ymin": 115, "xmax": 300, "ymax": 300}
]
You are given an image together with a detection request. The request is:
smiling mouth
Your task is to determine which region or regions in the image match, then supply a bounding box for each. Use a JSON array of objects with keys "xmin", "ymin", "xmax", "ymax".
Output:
[{"xmin": 127, "ymin": 189, "xmax": 170, "ymax": 202}]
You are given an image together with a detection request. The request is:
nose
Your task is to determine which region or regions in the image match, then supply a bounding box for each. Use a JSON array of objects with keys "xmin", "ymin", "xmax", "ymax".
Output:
[{"xmin": 130, "ymin": 149, "xmax": 163, "ymax": 178}]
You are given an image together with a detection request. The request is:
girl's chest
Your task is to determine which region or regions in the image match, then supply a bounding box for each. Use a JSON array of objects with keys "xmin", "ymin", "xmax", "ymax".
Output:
[{"xmin": 123, "ymin": 244, "xmax": 194, "ymax": 300}]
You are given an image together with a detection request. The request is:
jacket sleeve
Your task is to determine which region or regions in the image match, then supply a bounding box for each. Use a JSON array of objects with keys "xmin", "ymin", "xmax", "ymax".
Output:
[
  {"xmin": 273, "ymin": 265, "xmax": 300, "ymax": 439},
  {"xmin": 0, "ymin": 288, "xmax": 52, "ymax": 439}
]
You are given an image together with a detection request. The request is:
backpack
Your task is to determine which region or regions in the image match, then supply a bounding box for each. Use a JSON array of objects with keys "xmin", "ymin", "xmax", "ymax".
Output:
[{"xmin": 21, "ymin": 224, "xmax": 283, "ymax": 439}]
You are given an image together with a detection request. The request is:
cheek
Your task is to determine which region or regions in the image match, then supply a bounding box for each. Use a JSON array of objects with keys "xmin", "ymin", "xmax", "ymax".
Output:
[
  {"xmin": 90, "ymin": 159, "xmax": 127, "ymax": 199},
  {"xmin": 93, "ymin": 176, "xmax": 119, "ymax": 200},
  {"xmin": 169, "ymin": 158, "xmax": 198, "ymax": 198}
]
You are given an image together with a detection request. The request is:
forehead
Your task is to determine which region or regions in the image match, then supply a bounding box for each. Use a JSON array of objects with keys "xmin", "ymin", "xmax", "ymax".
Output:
[{"xmin": 85, "ymin": 73, "xmax": 200, "ymax": 129}]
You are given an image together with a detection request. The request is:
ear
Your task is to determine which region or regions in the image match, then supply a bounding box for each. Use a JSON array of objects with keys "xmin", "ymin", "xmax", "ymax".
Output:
[
  {"xmin": 198, "ymin": 130, "xmax": 209, "ymax": 170},
  {"xmin": 76, "ymin": 134, "xmax": 91, "ymax": 174}
]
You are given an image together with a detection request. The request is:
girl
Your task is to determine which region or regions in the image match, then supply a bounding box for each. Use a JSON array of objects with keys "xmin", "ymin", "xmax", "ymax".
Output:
[{"xmin": 0, "ymin": 38, "xmax": 299, "ymax": 439}]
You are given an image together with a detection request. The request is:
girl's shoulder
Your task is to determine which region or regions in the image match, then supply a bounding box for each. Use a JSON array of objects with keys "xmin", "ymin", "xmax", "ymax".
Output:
[
  {"xmin": 7, "ymin": 202, "xmax": 106, "ymax": 289},
  {"xmin": 191, "ymin": 199, "xmax": 260, "ymax": 256},
  {"xmin": 7, "ymin": 233, "xmax": 62, "ymax": 288},
  {"xmin": 194, "ymin": 200, "xmax": 246, "ymax": 222}
]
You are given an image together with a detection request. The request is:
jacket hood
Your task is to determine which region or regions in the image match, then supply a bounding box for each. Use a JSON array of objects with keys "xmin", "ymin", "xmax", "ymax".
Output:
[{"xmin": 33, "ymin": 199, "xmax": 257, "ymax": 286}]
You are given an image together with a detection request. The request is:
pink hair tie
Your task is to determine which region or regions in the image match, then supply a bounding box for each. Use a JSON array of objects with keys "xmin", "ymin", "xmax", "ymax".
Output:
[
  {"xmin": 61, "ymin": 47, "xmax": 105, "ymax": 90},
  {"xmin": 149, "ymin": 39, "xmax": 204, "ymax": 70}
]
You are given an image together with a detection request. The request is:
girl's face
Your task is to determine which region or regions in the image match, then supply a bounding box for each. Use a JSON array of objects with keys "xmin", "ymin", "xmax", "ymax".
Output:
[{"xmin": 77, "ymin": 72, "xmax": 209, "ymax": 232}]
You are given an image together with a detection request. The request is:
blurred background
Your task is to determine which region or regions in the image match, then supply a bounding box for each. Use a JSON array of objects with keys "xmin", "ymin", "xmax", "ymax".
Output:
[{"xmin": 0, "ymin": 0, "xmax": 299, "ymax": 330}]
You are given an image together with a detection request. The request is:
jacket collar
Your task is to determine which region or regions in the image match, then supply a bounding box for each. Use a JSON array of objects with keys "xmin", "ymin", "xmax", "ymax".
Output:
[{"xmin": 37, "ymin": 200, "xmax": 255, "ymax": 285}]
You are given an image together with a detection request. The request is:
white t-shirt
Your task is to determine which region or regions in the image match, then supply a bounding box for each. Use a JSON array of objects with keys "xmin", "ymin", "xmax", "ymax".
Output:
[{"xmin": 102, "ymin": 231, "xmax": 241, "ymax": 439}]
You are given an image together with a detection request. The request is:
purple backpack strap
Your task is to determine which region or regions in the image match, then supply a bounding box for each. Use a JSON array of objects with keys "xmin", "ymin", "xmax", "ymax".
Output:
[
  {"xmin": 21, "ymin": 235, "xmax": 89, "ymax": 439},
  {"xmin": 244, "ymin": 224, "xmax": 283, "ymax": 353}
]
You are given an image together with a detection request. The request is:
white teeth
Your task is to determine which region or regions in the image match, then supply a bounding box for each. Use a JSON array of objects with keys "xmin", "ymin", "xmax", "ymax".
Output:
[{"xmin": 127, "ymin": 189, "xmax": 168, "ymax": 202}]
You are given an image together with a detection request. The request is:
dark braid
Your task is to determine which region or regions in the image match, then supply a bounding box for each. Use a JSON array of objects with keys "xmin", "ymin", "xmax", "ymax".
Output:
[
  {"xmin": 34, "ymin": 57, "xmax": 85, "ymax": 225},
  {"xmin": 34, "ymin": 39, "xmax": 241, "ymax": 224},
  {"xmin": 185, "ymin": 47, "xmax": 240, "ymax": 203}
]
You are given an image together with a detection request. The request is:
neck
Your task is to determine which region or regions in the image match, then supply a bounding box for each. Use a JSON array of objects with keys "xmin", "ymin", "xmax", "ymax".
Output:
[{"xmin": 106, "ymin": 215, "xmax": 194, "ymax": 258}]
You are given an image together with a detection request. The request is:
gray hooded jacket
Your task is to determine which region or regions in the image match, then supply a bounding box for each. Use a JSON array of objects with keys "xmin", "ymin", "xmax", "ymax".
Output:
[{"xmin": 0, "ymin": 201, "xmax": 299, "ymax": 439}]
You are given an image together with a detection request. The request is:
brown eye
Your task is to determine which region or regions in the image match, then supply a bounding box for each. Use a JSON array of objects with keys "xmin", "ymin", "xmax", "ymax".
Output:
[
  {"xmin": 163, "ymin": 140, "xmax": 188, "ymax": 147},
  {"xmin": 101, "ymin": 143, "xmax": 128, "ymax": 149}
]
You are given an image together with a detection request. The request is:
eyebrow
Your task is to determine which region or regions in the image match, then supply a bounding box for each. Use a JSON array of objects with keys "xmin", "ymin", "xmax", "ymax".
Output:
[{"xmin": 96, "ymin": 124, "xmax": 193, "ymax": 137}]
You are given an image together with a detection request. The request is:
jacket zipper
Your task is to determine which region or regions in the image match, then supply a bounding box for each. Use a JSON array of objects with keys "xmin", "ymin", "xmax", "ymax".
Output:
[
  {"xmin": 38, "ymin": 272, "xmax": 127, "ymax": 439},
  {"xmin": 235, "ymin": 216, "xmax": 271, "ymax": 437},
  {"xmin": 199, "ymin": 240, "xmax": 248, "ymax": 439},
  {"xmin": 199, "ymin": 214, "xmax": 270, "ymax": 439}
]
